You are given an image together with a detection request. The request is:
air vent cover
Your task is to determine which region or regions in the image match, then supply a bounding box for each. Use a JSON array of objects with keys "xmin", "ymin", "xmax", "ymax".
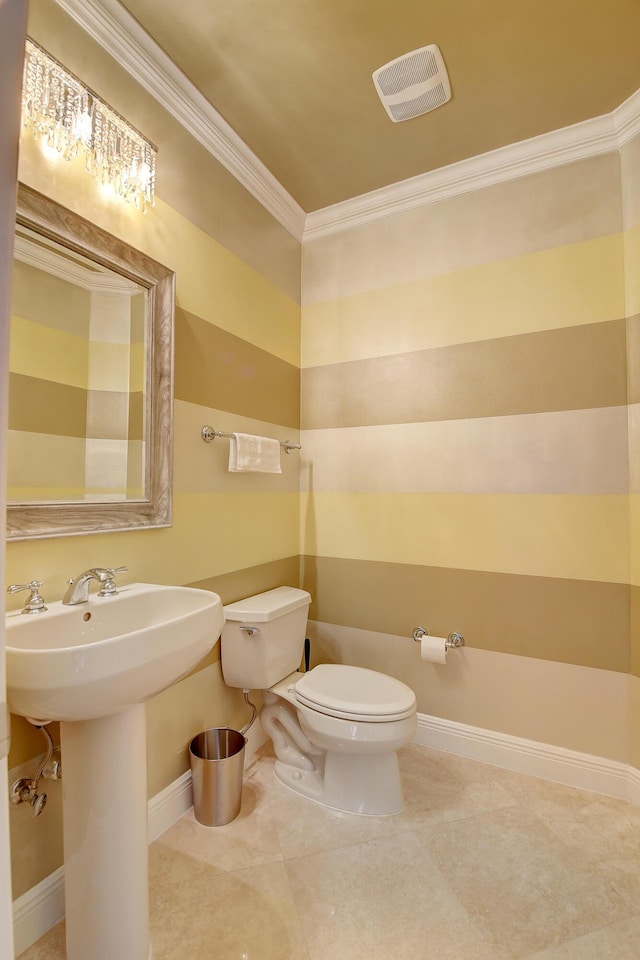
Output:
[{"xmin": 372, "ymin": 44, "xmax": 451, "ymax": 122}]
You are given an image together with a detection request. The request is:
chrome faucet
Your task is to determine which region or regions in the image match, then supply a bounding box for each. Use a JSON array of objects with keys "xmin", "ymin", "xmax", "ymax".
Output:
[{"xmin": 62, "ymin": 566, "xmax": 127, "ymax": 605}]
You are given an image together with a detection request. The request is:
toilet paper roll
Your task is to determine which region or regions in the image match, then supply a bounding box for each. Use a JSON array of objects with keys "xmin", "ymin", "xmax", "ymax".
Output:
[{"xmin": 420, "ymin": 635, "xmax": 448, "ymax": 664}]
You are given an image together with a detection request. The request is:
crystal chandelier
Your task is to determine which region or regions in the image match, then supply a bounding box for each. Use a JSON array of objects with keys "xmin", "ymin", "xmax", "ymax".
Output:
[{"xmin": 22, "ymin": 38, "xmax": 157, "ymax": 212}]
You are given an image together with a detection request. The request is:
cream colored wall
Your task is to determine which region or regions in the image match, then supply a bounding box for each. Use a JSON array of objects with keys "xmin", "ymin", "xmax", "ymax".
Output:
[
  {"xmin": 7, "ymin": 0, "xmax": 301, "ymax": 899},
  {"xmin": 301, "ymin": 152, "xmax": 632, "ymax": 760}
]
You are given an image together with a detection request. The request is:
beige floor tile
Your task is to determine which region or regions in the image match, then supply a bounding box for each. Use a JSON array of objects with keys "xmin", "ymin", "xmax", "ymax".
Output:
[
  {"xmin": 394, "ymin": 742, "xmax": 518, "ymax": 828},
  {"xmin": 526, "ymin": 912, "xmax": 640, "ymax": 959},
  {"xmin": 16, "ymin": 921, "xmax": 65, "ymax": 960},
  {"xmin": 150, "ymin": 778, "xmax": 283, "ymax": 883},
  {"xmin": 419, "ymin": 804, "xmax": 634, "ymax": 956},
  {"xmin": 493, "ymin": 771, "xmax": 640, "ymax": 914},
  {"xmin": 268, "ymin": 776, "xmax": 402, "ymax": 860},
  {"xmin": 284, "ymin": 831, "xmax": 504, "ymax": 960},
  {"xmin": 515, "ymin": 779, "xmax": 640, "ymax": 861},
  {"xmin": 149, "ymin": 859, "xmax": 310, "ymax": 960}
]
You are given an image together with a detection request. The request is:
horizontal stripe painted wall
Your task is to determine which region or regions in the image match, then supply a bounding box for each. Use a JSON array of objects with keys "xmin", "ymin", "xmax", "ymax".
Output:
[
  {"xmin": 623, "ymin": 133, "xmax": 640, "ymax": 769},
  {"xmin": 9, "ymin": 261, "xmax": 147, "ymax": 498},
  {"xmin": 301, "ymin": 148, "xmax": 635, "ymax": 760},
  {"xmin": 6, "ymin": 0, "xmax": 301, "ymax": 900}
]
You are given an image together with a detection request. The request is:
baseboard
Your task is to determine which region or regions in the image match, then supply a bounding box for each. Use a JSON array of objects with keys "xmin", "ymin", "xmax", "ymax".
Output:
[
  {"xmin": 12, "ymin": 866, "xmax": 64, "ymax": 959},
  {"xmin": 12, "ymin": 718, "xmax": 268, "ymax": 957},
  {"xmin": 414, "ymin": 712, "xmax": 639, "ymax": 804}
]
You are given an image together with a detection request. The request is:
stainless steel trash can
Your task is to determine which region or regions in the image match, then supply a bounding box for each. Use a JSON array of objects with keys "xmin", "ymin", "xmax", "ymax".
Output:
[{"xmin": 189, "ymin": 728, "xmax": 245, "ymax": 826}]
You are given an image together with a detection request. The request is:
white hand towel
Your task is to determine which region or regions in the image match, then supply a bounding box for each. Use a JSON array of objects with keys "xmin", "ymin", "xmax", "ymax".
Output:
[{"xmin": 228, "ymin": 433, "xmax": 282, "ymax": 473}]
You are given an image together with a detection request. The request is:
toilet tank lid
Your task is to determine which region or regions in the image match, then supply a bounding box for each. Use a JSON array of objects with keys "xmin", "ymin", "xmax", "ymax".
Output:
[{"xmin": 223, "ymin": 586, "xmax": 311, "ymax": 623}]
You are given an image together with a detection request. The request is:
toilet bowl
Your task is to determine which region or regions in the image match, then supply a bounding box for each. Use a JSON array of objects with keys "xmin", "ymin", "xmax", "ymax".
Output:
[{"xmin": 221, "ymin": 587, "xmax": 417, "ymax": 816}]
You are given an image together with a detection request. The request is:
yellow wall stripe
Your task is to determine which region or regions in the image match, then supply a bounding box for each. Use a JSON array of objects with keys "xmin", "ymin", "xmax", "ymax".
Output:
[
  {"xmin": 301, "ymin": 235, "xmax": 625, "ymax": 368},
  {"xmin": 10, "ymin": 315, "xmax": 89, "ymax": 388},
  {"xmin": 301, "ymin": 492, "xmax": 629, "ymax": 583}
]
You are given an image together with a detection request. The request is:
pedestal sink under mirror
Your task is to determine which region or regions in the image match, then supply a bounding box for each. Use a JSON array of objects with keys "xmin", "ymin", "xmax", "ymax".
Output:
[{"xmin": 5, "ymin": 582, "xmax": 224, "ymax": 960}]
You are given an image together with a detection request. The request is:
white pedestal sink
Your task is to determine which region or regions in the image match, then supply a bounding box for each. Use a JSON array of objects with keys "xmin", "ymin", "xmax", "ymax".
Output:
[{"xmin": 6, "ymin": 582, "xmax": 224, "ymax": 960}]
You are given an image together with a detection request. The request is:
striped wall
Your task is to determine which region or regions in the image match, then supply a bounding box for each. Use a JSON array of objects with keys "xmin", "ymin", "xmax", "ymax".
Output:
[
  {"xmin": 8, "ymin": 260, "xmax": 147, "ymax": 500},
  {"xmin": 623, "ymin": 132, "xmax": 640, "ymax": 769},
  {"xmin": 9, "ymin": 260, "xmax": 90, "ymax": 499},
  {"xmin": 300, "ymin": 150, "xmax": 633, "ymax": 761},
  {"xmin": 6, "ymin": 0, "xmax": 301, "ymax": 900}
]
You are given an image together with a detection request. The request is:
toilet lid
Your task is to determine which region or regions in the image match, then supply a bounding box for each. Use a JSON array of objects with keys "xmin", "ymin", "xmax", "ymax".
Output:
[{"xmin": 294, "ymin": 664, "xmax": 416, "ymax": 722}]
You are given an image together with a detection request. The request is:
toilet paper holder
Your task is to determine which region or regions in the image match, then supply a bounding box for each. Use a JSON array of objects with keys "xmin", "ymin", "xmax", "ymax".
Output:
[{"xmin": 412, "ymin": 626, "xmax": 465, "ymax": 648}]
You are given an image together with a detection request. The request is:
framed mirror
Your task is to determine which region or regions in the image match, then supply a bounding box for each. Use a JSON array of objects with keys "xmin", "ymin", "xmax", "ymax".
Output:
[{"xmin": 7, "ymin": 183, "xmax": 174, "ymax": 540}]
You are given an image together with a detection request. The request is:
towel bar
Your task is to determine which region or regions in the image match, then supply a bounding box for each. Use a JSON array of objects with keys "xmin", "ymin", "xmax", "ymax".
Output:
[{"xmin": 201, "ymin": 425, "xmax": 301, "ymax": 454}]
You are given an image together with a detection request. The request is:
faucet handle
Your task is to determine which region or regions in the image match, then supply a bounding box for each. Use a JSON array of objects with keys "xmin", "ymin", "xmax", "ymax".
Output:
[
  {"xmin": 7, "ymin": 580, "xmax": 47, "ymax": 615},
  {"xmin": 96, "ymin": 566, "xmax": 128, "ymax": 597}
]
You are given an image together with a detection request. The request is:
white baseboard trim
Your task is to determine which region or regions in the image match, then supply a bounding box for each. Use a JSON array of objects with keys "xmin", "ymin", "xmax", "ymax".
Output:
[
  {"xmin": 414, "ymin": 712, "xmax": 640, "ymax": 805},
  {"xmin": 12, "ymin": 866, "xmax": 64, "ymax": 959},
  {"xmin": 12, "ymin": 718, "xmax": 268, "ymax": 957}
]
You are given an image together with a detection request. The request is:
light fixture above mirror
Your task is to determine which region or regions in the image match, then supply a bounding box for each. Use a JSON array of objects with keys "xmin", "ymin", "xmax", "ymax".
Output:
[{"xmin": 22, "ymin": 38, "xmax": 157, "ymax": 212}]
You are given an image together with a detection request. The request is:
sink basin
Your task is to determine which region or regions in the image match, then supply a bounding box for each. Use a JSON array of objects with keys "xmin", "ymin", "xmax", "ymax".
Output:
[{"xmin": 5, "ymin": 582, "xmax": 224, "ymax": 721}]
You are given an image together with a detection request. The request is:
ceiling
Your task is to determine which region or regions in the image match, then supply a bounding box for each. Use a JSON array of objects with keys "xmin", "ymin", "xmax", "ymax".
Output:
[{"xmin": 118, "ymin": 0, "xmax": 640, "ymax": 213}]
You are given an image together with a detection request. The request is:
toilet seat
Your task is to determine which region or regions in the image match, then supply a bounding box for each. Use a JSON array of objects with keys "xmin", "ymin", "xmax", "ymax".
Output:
[{"xmin": 294, "ymin": 664, "xmax": 416, "ymax": 722}]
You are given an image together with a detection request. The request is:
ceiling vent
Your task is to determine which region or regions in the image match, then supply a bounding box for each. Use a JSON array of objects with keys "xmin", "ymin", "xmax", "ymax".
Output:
[{"xmin": 372, "ymin": 44, "xmax": 451, "ymax": 123}]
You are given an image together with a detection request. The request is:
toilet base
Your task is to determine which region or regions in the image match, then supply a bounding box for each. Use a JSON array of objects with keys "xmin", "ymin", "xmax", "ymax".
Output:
[{"xmin": 274, "ymin": 748, "xmax": 404, "ymax": 816}]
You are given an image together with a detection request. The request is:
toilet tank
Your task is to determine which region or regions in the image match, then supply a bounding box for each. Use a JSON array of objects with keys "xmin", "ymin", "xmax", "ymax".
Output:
[{"xmin": 221, "ymin": 586, "xmax": 311, "ymax": 689}]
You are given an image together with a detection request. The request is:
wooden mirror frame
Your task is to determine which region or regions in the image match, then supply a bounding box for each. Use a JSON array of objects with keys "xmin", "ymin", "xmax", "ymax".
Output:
[{"xmin": 7, "ymin": 183, "xmax": 174, "ymax": 540}]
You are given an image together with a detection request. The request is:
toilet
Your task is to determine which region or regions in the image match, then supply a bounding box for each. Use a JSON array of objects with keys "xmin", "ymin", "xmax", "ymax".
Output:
[{"xmin": 221, "ymin": 586, "xmax": 417, "ymax": 816}]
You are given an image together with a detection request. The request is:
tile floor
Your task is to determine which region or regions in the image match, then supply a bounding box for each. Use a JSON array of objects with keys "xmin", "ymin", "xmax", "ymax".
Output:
[{"xmin": 19, "ymin": 742, "xmax": 640, "ymax": 959}]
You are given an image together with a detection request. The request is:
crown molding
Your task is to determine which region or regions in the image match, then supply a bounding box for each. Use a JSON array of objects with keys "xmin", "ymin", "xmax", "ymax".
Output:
[
  {"xmin": 303, "ymin": 99, "xmax": 639, "ymax": 241},
  {"xmin": 52, "ymin": 0, "xmax": 640, "ymax": 245},
  {"xmin": 53, "ymin": 0, "xmax": 306, "ymax": 240},
  {"xmin": 613, "ymin": 86, "xmax": 640, "ymax": 146}
]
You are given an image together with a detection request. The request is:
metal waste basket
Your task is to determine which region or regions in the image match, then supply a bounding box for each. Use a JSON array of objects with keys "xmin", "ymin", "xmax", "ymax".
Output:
[{"xmin": 189, "ymin": 727, "xmax": 245, "ymax": 826}]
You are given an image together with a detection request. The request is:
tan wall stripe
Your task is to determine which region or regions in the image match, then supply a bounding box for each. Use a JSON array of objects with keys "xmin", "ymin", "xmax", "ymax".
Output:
[
  {"xmin": 189, "ymin": 555, "xmax": 301, "ymax": 614},
  {"xmin": 8, "ymin": 373, "xmax": 88, "ymax": 437},
  {"xmin": 127, "ymin": 391, "xmax": 144, "ymax": 442},
  {"xmin": 626, "ymin": 315, "xmax": 640, "ymax": 404},
  {"xmin": 301, "ymin": 319, "xmax": 627, "ymax": 430},
  {"xmin": 174, "ymin": 307, "xmax": 300, "ymax": 429},
  {"xmin": 302, "ymin": 555, "xmax": 629, "ymax": 674}
]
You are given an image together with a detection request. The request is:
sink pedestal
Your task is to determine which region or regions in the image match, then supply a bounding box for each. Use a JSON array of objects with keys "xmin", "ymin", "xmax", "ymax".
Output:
[{"xmin": 61, "ymin": 704, "xmax": 152, "ymax": 960}]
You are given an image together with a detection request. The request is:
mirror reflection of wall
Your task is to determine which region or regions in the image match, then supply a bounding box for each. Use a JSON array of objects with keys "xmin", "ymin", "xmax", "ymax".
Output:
[{"xmin": 8, "ymin": 227, "xmax": 147, "ymax": 503}]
